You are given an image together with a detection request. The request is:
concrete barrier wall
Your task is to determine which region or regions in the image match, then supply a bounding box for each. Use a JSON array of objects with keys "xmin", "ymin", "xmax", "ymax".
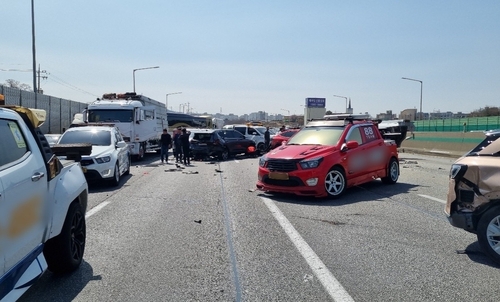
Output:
[{"xmin": 400, "ymin": 131, "xmax": 485, "ymax": 157}]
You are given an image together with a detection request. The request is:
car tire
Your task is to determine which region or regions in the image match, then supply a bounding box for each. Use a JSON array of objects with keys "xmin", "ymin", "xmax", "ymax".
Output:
[
  {"xmin": 110, "ymin": 162, "xmax": 120, "ymax": 186},
  {"xmin": 325, "ymin": 166, "xmax": 346, "ymax": 198},
  {"xmin": 477, "ymin": 206, "xmax": 500, "ymax": 265},
  {"xmin": 257, "ymin": 143, "xmax": 265, "ymax": 154},
  {"xmin": 43, "ymin": 202, "xmax": 86, "ymax": 274},
  {"xmin": 381, "ymin": 157, "xmax": 399, "ymax": 184},
  {"xmin": 219, "ymin": 148, "xmax": 229, "ymax": 161},
  {"xmin": 124, "ymin": 154, "xmax": 131, "ymax": 175}
]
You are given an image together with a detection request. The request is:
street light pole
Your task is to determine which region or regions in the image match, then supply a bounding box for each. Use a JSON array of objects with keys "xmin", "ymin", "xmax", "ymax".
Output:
[
  {"xmin": 166, "ymin": 92, "xmax": 182, "ymax": 112},
  {"xmin": 332, "ymin": 95, "xmax": 348, "ymax": 113},
  {"xmin": 133, "ymin": 66, "xmax": 159, "ymax": 93},
  {"xmin": 402, "ymin": 77, "xmax": 423, "ymax": 120},
  {"xmin": 31, "ymin": 0, "xmax": 37, "ymax": 107}
]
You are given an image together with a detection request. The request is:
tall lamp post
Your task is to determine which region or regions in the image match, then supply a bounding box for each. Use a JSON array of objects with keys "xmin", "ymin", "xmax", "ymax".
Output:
[
  {"xmin": 133, "ymin": 66, "xmax": 159, "ymax": 93},
  {"xmin": 402, "ymin": 77, "xmax": 423, "ymax": 120},
  {"xmin": 332, "ymin": 95, "xmax": 348, "ymax": 113},
  {"xmin": 166, "ymin": 92, "xmax": 182, "ymax": 111},
  {"xmin": 31, "ymin": 0, "xmax": 37, "ymax": 107}
]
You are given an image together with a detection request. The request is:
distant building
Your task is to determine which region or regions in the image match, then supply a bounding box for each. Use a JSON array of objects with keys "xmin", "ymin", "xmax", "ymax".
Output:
[
  {"xmin": 399, "ymin": 109, "xmax": 417, "ymax": 121},
  {"xmin": 376, "ymin": 110, "xmax": 397, "ymax": 120}
]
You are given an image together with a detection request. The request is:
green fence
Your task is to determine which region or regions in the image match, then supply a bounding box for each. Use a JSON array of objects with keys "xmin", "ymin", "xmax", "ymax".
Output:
[{"xmin": 414, "ymin": 116, "xmax": 500, "ymax": 132}]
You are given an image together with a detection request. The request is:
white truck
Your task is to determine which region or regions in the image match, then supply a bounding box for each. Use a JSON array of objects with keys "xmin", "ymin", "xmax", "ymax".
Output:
[
  {"xmin": 81, "ymin": 92, "xmax": 167, "ymax": 160},
  {"xmin": 0, "ymin": 106, "xmax": 89, "ymax": 301}
]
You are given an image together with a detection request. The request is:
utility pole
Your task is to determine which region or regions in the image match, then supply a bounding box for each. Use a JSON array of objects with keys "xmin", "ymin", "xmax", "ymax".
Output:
[{"xmin": 36, "ymin": 64, "xmax": 47, "ymax": 94}]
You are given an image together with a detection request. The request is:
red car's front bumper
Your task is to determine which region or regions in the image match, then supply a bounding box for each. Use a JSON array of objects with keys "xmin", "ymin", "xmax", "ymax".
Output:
[{"xmin": 256, "ymin": 168, "xmax": 327, "ymax": 197}]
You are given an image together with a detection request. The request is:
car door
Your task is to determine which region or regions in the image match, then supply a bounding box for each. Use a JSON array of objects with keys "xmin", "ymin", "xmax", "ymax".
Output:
[
  {"xmin": 114, "ymin": 130, "xmax": 128, "ymax": 174},
  {"xmin": 343, "ymin": 125, "xmax": 371, "ymax": 181},
  {"xmin": 359, "ymin": 124, "xmax": 388, "ymax": 173},
  {"xmin": 0, "ymin": 177, "xmax": 4, "ymax": 275},
  {"xmin": 0, "ymin": 117, "xmax": 47, "ymax": 275}
]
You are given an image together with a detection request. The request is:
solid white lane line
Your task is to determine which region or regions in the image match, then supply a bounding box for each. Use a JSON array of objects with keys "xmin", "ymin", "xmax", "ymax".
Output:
[
  {"xmin": 418, "ymin": 194, "xmax": 446, "ymax": 204},
  {"xmin": 261, "ymin": 197, "xmax": 355, "ymax": 302},
  {"xmin": 85, "ymin": 201, "xmax": 110, "ymax": 219}
]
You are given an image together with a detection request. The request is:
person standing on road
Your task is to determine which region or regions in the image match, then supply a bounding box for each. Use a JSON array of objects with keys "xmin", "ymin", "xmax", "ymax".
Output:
[
  {"xmin": 160, "ymin": 129, "xmax": 172, "ymax": 164},
  {"xmin": 173, "ymin": 127, "xmax": 182, "ymax": 163},
  {"xmin": 179, "ymin": 128, "xmax": 191, "ymax": 165},
  {"xmin": 264, "ymin": 126, "xmax": 271, "ymax": 152}
]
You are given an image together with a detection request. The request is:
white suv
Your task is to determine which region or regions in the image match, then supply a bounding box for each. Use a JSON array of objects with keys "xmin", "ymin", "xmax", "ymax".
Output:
[{"xmin": 57, "ymin": 126, "xmax": 131, "ymax": 186}]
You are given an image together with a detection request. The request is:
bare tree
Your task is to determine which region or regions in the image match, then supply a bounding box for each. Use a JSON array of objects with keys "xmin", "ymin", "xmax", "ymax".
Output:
[{"xmin": 4, "ymin": 79, "xmax": 32, "ymax": 91}]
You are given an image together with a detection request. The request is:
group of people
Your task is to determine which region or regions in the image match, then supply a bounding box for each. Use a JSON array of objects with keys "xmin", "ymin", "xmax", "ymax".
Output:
[{"xmin": 160, "ymin": 127, "xmax": 191, "ymax": 165}]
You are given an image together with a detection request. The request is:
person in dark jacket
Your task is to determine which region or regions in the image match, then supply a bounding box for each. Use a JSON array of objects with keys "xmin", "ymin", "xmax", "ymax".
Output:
[
  {"xmin": 264, "ymin": 126, "xmax": 271, "ymax": 152},
  {"xmin": 173, "ymin": 127, "xmax": 182, "ymax": 162},
  {"xmin": 160, "ymin": 129, "xmax": 172, "ymax": 163},
  {"xmin": 179, "ymin": 128, "xmax": 191, "ymax": 165}
]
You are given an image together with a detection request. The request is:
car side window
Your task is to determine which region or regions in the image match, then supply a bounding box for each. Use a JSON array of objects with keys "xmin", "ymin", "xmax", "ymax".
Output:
[
  {"xmin": 248, "ymin": 127, "xmax": 259, "ymax": 135},
  {"xmin": 116, "ymin": 130, "xmax": 124, "ymax": 142},
  {"xmin": 360, "ymin": 126, "xmax": 378, "ymax": 143},
  {"xmin": 345, "ymin": 127, "xmax": 363, "ymax": 145},
  {"xmin": 235, "ymin": 127, "xmax": 246, "ymax": 135},
  {"xmin": 0, "ymin": 119, "xmax": 29, "ymax": 167}
]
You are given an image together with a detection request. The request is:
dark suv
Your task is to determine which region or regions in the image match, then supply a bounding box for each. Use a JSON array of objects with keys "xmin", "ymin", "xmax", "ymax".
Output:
[{"xmin": 190, "ymin": 129, "xmax": 257, "ymax": 160}]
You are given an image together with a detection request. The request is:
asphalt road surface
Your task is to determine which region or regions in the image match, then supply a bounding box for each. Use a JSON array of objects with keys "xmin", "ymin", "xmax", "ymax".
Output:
[{"xmin": 20, "ymin": 152, "xmax": 500, "ymax": 302}]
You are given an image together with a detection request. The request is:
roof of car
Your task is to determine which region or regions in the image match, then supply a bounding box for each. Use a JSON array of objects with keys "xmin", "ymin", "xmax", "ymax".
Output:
[
  {"xmin": 189, "ymin": 128, "xmax": 214, "ymax": 133},
  {"xmin": 65, "ymin": 125, "xmax": 116, "ymax": 132}
]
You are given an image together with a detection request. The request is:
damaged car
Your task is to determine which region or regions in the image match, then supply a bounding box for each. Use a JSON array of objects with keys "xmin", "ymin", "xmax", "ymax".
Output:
[{"xmin": 446, "ymin": 129, "xmax": 500, "ymax": 264}]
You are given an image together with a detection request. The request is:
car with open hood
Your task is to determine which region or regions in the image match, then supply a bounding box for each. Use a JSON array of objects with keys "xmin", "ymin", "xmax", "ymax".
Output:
[
  {"xmin": 445, "ymin": 129, "xmax": 500, "ymax": 265},
  {"xmin": 256, "ymin": 114, "xmax": 400, "ymax": 198}
]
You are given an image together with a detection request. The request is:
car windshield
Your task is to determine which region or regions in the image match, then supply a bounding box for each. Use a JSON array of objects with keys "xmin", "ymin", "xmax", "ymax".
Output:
[
  {"xmin": 253, "ymin": 127, "xmax": 266, "ymax": 135},
  {"xmin": 88, "ymin": 109, "xmax": 134, "ymax": 123},
  {"xmin": 287, "ymin": 127, "xmax": 344, "ymax": 146},
  {"xmin": 281, "ymin": 131, "xmax": 298, "ymax": 138},
  {"xmin": 45, "ymin": 134, "xmax": 61, "ymax": 145},
  {"xmin": 467, "ymin": 134, "xmax": 500, "ymax": 156},
  {"xmin": 192, "ymin": 132, "xmax": 213, "ymax": 141},
  {"xmin": 59, "ymin": 130, "xmax": 111, "ymax": 146}
]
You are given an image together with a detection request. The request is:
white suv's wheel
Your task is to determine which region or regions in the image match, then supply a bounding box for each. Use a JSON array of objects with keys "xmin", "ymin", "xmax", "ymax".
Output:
[
  {"xmin": 43, "ymin": 202, "xmax": 86, "ymax": 274},
  {"xmin": 110, "ymin": 162, "xmax": 120, "ymax": 186}
]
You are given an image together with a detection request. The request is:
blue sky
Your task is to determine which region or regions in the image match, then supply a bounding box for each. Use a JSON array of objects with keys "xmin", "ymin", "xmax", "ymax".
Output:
[{"xmin": 2, "ymin": 1, "xmax": 499, "ymax": 117}]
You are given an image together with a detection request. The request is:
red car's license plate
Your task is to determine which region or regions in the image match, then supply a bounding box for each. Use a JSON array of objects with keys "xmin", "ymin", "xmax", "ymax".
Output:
[{"xmin": 269, "ymin": 172, "xmax": 289, "ymax": 180}]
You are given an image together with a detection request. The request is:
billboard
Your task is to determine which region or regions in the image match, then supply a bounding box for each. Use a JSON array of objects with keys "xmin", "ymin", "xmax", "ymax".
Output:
[{"xmin": 305, "ymin": 97, "xmax": 326, "ymax": 108}]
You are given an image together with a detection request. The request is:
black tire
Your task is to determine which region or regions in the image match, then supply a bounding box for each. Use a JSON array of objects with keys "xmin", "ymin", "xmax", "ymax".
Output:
[
  {"xmin": 218, "ymin": 148, "xmax": 229, "ymax": 161},
  {"xmin": 124, "ymin": 154, "xmax": 131, "ymax": 175},
  {"xmin": 381, "ymin": 157, "xmax": 399, "ymax": 184},
  {"xmin": 324, "ymin": 166, "xmax": 346, "ymax": 198},
  {"xmin": 110, "ymin": 162, "xmax": 120, "ymax": 186},
  {"xmin": 257, "ymin": 143, "xmax": 265, "ymax": 154},
  {"xmin": 44, "ymin": 202, "xmax": 86, "ymax": 274},
  {"xmin": 477, "ymin": 206, "xmax": 500, "ymax": 265}
]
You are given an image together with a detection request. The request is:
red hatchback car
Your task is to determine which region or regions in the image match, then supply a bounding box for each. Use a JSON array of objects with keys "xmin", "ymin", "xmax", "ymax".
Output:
[
  {"xmin": 270, "ymin": 129, "xmax": 300, "ymax": 150},
  {"xmin": 256, "ymin": 115, "xmax": 400, "ymax": 198}
]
